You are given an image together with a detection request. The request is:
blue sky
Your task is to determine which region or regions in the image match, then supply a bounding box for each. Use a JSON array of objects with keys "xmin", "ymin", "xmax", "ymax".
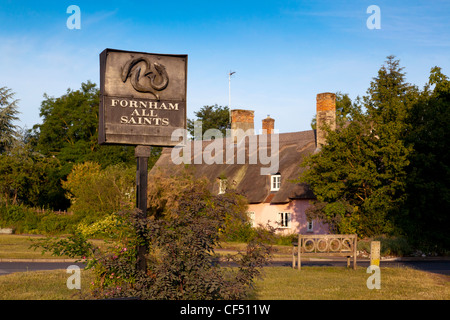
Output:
[{"xmin": 1, "ymin": 0, "xmax": 449, "ymax": 133}]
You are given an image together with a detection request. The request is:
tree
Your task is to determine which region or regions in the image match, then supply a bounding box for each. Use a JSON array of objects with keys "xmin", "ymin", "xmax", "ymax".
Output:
[
  {"xmin": 300, "ymin": 104, "xmax": 389, "ymax": 236},
  {"xmin": 402, "ymin": 67, "xmax": 450, "ymax": 251},
  {"xmin": 299, "ymin": 56, "xmax": 417, "ymax": 237},
  {"xmin": 32, "ymin": 81, "xmax": 136, "ymax": 170},
  {"xmin": 30, "ymin": 81, "xmax": 153, "ymax": 209},
  {"xmin": 187, "ymin": 105, "xmax": 230, "ymax": 139},
  {"xmin": 61, "ymin": 161, "xmax": 135, "ymax": 216},
  {"xmin": 0, "ymin": 87, "xmax": 20, "ymax": 153},
  {"xmin": 0, "ymin": 142, "xmax": 68, "ymax": 208}
]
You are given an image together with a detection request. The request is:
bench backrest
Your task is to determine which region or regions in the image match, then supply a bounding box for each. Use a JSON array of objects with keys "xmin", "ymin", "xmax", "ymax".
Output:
[{"xmin": 296, "ymin": 234, "xmax": 357, "ymax": 256}]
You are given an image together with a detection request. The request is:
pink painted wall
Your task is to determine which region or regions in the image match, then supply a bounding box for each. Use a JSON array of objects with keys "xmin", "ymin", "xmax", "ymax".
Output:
[{"xmin": 248, "ymin": 199, "xmax": 329, "ymax": 235}]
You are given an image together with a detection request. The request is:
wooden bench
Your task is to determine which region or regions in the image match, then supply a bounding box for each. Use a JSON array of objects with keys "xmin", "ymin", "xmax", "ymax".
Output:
[{"xmin": 292, "ymin": 234, "xmax": 357, "ymax": 270}]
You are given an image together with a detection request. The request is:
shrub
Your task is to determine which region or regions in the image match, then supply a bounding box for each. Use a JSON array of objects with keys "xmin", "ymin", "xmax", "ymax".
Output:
[
  {"xmin": 62, "ymin": 162, "xmax": 135, "ymax": 216},
  {"xmin": 273, "ymin": 233, "xmax": 298, "ymax": 246},
  {"xmin": 358, "ymin": 235, "xmax": 413, "ymax": 257},
  {"xmin": 33, "ymin": 176, "xmax": 275, "ymax": 300},
  {"xmin": 37, "ymin": 214, "xmax": 76, "ymax": 235},
  {"xmin": 3, "ymin": 205, "xmax": 26, "ymax": 222},
  {"xmin": 0, "ymin": 202, "xmax": 78, "ymax": 235}
]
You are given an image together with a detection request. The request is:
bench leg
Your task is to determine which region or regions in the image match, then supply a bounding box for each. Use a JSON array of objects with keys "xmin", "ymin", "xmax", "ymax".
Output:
[
  {"xmin": 298, "ymin": 243, "xmax": 301, "ymax": 270},
  {"xmin": 292, "ymin": 246, "xmax": 296, "ymax": 269}
]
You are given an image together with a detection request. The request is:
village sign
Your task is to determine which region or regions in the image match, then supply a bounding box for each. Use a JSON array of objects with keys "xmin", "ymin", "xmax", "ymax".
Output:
[
  {"xmin": 98, "ymin": 48, "xmax": 187, "ymax": 271},
  {"xmin": 98, "ymin": 48, "xmax": 187, "ymax": 146}
]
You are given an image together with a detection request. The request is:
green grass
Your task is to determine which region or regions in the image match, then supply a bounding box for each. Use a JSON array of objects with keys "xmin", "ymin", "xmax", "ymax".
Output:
[
  {"xmin": 0, "ymin": 234, "xmax": 104, "ymax": 260},
  {"xmin": 1, "ymin": 235, "xmax": 449, "ymax": 300},
  {"xmin": 0, "ymin": 266, "xmax": 448, "ymax": 300},
  {"xmin": 0, "ymin": 236, "xmax": 293, "ymax": 261},
  {"xmin": 0, "ymin": 269, "xmax": 95, "ymax": 300},
  {"xmin": 0, "ymin": 235, "xmax": 71, "ymax": 260},
  {"xmin": 250, "ymin": 266, "xmax": 450, "ymax": 300}
]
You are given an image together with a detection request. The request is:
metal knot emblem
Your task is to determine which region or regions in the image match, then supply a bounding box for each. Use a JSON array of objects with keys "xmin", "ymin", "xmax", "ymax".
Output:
[{"xmin": 121, "ymin": 57, "xmax": 169, "ymax": 100}]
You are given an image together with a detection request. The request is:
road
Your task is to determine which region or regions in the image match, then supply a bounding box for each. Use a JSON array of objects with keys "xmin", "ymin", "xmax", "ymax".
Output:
[
  {"xmin": 0, "ymin": 261, "xmax": 86, "ymax": 276},
  {"xmin": 0, "ymin": 259, "xmax": 449, "ymax": 277}
]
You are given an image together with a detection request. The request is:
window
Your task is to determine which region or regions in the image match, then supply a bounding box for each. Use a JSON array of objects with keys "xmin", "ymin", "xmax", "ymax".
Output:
[
  {"xmin": 247, "ymin": 211, "xmax": 255, "ymax": 227},
  {"xmin": 307, "ymin": 221, "xmax": 314, "ymax": 232},
  {"xmin": 271, "ymin": 174, "xmax": 281, "ymax": 191},
  {"xmin": 218, "ymin": 178, "xmax": 227, "ymax": 194},
  {"xmin": 279, "ymin": 212, "xmax": 291, "ymax": 228}
]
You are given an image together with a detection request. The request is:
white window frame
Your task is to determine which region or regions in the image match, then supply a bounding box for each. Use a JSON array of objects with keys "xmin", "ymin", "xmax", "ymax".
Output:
[
  {"xmin": 307, "ymin": 220, "xmax": 314, "ymax": 232},
  {"xmin": 218, "ymin": 178, "xmax": 227, "ymax": 194},
  {"xmin": 279, "ymin": 212, "xmax": 291, "ymax": 228},
  {"xmin": 271, "ymin": 174, "xmax": 281, "ymax": 191},
  {"xmin": 247, "ymin": 211, "xmax": 255, "ymax": 227}
]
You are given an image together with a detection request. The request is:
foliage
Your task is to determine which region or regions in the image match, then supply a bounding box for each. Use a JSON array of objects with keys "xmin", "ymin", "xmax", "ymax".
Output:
[
  {"xmin": 401, "ymin": 67, "xmax": 450, "ymax": 251},
  {"xmin": 147, "ymin": 166, "xmax": 252, "ymax": 239},
  {"xmin": 357, "ymin": 236, "xmax": 413, "ymax": 257},
  {"xmin": 299, "ymin": 56, "xmax": 450, "ymax": 251},
  {"xmin": 33, "ymin": 170, "xmax": 274, "ymax": 300},
  {"xmin": 31, "ymin": 81, "xmax": 136, "ymax": 169},
  {"xmin": 76, "ymin": 214, "xmax": 124, "ymax": 238},
  {"xmin": 187, "ymin": 104, "xmax": 230, "ymax": 139},
  {"xmin": 24, "ymin": 80, "xmax": 162, "ymax": 209},
  {"xmin": 299, "ymin": 56, "xmax": 417, "ymax": 238},
  {"xmin": 0, "ymin": 203, "xmax": 78, "ymax": 234},
  {"xmin": 27, "ymin": 82, "xmax": 131, "ymax": 209},
  {"xmin": 0, "ymin": 143, "xmax": 69, "ymax": 209},
  {"xmin": 31, "ymin": 231, "xmax": 95, "ymax": 259},
  {"xmin": 61, "ymin": 161, "xmax": 135, "ymax": 216},
  {"xmin": 146, "ymin": 166, "xmax": 203, "ymax": 219},
  {"xmin": 0, "ymin": 86, "xmax": 20, "ymax": 153},
  {"xmin": 300, "ymin": 104, "xmax": 402, "ymax": 236}
]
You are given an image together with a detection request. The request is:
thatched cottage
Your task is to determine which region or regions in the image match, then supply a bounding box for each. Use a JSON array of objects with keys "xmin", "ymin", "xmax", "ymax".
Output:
[{"xmin": 150, "ymin": 93, "xmax": 337, "ymax": 235}]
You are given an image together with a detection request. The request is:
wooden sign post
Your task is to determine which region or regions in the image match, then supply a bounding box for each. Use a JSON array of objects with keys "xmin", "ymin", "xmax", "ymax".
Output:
[
  {"xmin": 135, "ymin": 146, "xmax": 151, "ymax": 271},
  {"xmin": 370, "ymin": 241, "xmax": 381, "ymax": 267},
  {"xmin": 99, "ymin": 49, "xmax": 187, "ymax": 272}
]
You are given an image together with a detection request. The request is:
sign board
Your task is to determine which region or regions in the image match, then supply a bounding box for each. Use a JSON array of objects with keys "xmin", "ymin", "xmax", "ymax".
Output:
[{"xmin": 99, "ymin": 48, "xmax": 187, "ymax": 146}]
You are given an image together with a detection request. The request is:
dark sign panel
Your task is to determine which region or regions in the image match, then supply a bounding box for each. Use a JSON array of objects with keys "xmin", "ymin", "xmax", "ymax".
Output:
[{"xmin": 99, "ymin": 48, "xmax": 187, "ymax": 146}]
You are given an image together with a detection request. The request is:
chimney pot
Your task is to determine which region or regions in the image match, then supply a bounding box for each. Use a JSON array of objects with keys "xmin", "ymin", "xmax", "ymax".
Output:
[{"xmin": 262, "ymin": 115, "xmax": 275, "ymax": 134}]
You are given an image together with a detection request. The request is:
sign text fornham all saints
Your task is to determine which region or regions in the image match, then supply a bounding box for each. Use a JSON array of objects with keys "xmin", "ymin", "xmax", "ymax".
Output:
[{"xmin": 98, "ymin": 48, "xmax": 187, "ymax": 146}]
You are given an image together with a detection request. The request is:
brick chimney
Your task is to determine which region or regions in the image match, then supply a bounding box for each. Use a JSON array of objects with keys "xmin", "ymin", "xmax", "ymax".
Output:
[
  {"xmin": 316, "ymin": 92, "xmax": 336, "ymax": 151},
  {"xmin": 230, "ymin": 109, "xmax": 254, "ymax": 143},
  {"xmin": 262, "ymin": 115, "xmax": 275, "ymax": 134}
]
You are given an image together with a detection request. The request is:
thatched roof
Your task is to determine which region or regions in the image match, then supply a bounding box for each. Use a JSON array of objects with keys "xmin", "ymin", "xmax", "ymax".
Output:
[{"xmin": 150, "ymin": 129, "xmax": 317, "ymax": 204}]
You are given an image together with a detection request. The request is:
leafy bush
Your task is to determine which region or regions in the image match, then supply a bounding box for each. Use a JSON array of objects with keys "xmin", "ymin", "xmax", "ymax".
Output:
[
  {"xmin": 62, "ymin": 161, "xmax": 135, "ymax": 216},
  {"xmin": 2, "ymin": 205, "xmax": 26, "ymax": 222},
  {"xmin": 358, "ymin": 235, "xmax": 413, "ymax": 257},
  {"xmin": 273, "ymin": 233, "xmax": 298, "ymax": 246},
  {"xmin": 33, "ymin": 173, "xmax": 275, "ymax": 300},
  {"xmin": 37, "ymin": 214, "xmax": 76, "ymax": 235},
  {"xmin": 0, "ymin": 203, "xmax": 79, "ymax": 234}
]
